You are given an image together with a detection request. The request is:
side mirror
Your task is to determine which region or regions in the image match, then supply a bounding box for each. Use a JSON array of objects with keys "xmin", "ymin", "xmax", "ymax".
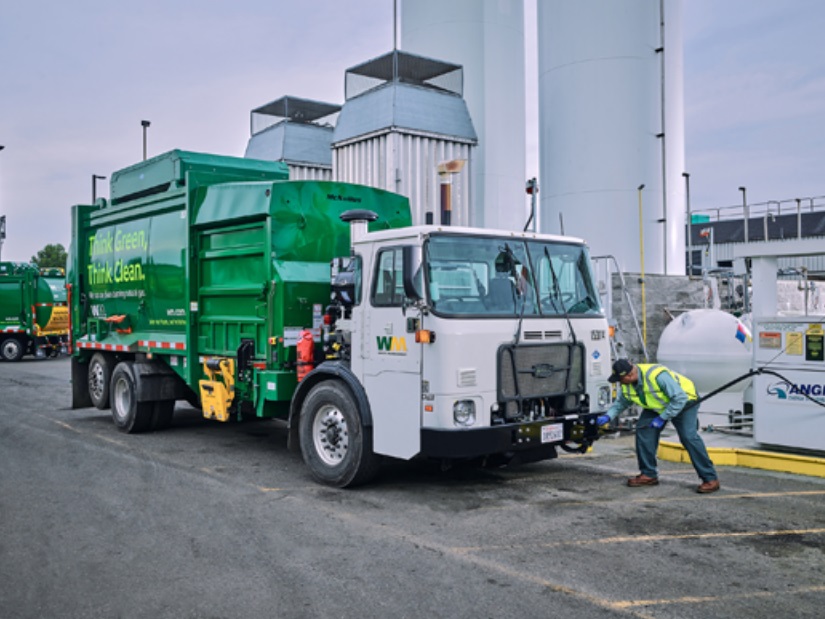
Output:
[{"xmin": 402, "ymin": 246, "xmax": 422, "ymax": 302}]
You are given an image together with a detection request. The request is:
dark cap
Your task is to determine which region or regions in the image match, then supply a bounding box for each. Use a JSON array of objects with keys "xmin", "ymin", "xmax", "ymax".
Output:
[{"xmin": 608, "ymin": 358, "xmax": 634, "ymax": 383}]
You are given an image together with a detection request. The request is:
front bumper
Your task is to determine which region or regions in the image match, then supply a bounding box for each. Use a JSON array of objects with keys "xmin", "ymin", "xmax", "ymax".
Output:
[{"xmin": 420, "ymin": 413, "xmax": 601, "ymax": 459}]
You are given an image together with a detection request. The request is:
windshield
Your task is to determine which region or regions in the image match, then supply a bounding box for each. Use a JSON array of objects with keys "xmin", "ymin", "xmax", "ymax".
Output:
[{"xmin": 424, "ymin": 235, "xmax": 602, "ymax": 317}]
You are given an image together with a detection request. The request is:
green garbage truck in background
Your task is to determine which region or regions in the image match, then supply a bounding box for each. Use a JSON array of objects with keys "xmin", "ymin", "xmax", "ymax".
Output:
[
  {"xmin": 0, "ymin": 262, "xmax": 68, "ymax": 361},
  {"xmin": 69, "ymin": 149, "xmax": 609, "ymax": 487}
]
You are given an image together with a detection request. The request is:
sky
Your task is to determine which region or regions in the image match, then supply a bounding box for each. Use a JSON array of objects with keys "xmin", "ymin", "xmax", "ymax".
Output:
[{"xmin": 1, "ymin": 0, "xmax": 824, "ymax": 262}]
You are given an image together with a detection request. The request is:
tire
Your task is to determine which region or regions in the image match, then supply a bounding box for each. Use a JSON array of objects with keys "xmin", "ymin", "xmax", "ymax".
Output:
[
  {"xmin": 299, "ymin": 381, "xmax": 381, "ymax": 488},
  {"xmin": 88, "ymin": 353, "xmax": 114, "ymax": 410},
  {"xmin": 1, "ymin": 337, "xmax": 25, "ymax": 362},
  {"xmin": 151, "ymin": 400, "xmax": 175, "ymax": 431},
  {"xmin": 110, "ymin": 362, "xmax": 153, "ymax": 434}
]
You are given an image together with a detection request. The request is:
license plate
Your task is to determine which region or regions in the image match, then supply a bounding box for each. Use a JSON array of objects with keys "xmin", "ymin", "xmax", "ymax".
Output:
[{"xmin": 541, "ymin": 423, "xmax": 564, "ymax": 443}]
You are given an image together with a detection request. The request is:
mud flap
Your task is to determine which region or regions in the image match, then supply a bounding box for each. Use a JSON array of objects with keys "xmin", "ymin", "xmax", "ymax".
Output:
[{"xmin": 71, "ymin": 357, "xmax": 93, "ymax": 409}]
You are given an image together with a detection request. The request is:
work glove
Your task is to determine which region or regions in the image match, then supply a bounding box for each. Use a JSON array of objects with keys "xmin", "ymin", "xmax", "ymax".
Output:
[
  {"xmin": 649, "ymin": 416, "xmax": 666, "ymax": 430},
  {"xmin": 596, "ymin": 414, "xmax": 611, "ymax": 426}
]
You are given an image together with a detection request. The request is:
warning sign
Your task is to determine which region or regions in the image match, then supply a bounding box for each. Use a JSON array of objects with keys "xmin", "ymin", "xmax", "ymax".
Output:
[{"xmin": 759, "ymin": 331, "xmax": 782, "ymax": 350}]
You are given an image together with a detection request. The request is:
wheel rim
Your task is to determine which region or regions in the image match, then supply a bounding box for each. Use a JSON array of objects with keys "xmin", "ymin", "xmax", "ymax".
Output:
[
  {"xmin": 2, "ymin": 340, "xmax": 20, "ymax": 359},
  {"xmin": 312, "ymin": 403, "xmax": 349, "ymax": 466},
  {"xmin": 89, "ymin": 362, "xmax": 105, "ymax": 401},
  {"xmin": 112, "ymin": 376, "xmax": 132, "ymax": 423}
]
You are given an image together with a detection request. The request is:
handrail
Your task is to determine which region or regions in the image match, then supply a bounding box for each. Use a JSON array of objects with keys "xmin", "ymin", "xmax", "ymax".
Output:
[{"xmin": 590, "ymin": 255, "xmax": 650, "ymax": 362}]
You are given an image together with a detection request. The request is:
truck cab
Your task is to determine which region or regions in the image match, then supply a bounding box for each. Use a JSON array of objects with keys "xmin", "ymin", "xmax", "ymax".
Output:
[{"xmin": 292, "ymin": 219, "xmax": 611, "ymax": 486}]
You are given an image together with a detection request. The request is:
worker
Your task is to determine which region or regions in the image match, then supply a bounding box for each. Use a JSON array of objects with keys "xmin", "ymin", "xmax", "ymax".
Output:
[{"xmin": 597, "ymin": 358, "xmax": 720, "ymax": 494}]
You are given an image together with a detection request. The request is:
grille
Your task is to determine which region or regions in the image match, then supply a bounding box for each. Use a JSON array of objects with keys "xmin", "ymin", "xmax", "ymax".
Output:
[
  {"xmin": 498, "ymin": 343, "xmax": 585, "ymax": 402},
  {"xmin": 523, "ymin": 330, "xmax": 563, "ymax": 341}
]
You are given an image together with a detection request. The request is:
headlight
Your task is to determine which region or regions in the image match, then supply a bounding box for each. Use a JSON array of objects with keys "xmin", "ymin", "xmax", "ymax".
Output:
[
  {"xmin": 598, "ymin": 385, "xmax": 611, "ymax": 408},
  {"xmin": 453, "ymin": 400, "xmax": 476, "ymax": 427}
]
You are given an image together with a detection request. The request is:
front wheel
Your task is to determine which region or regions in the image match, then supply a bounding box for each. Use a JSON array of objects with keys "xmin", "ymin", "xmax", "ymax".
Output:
[
  {"xmin": 299, "ymin": 381, "xmax": 381, "ymax": 488},
  {"xmin": 110, "ymin": 362, "xmax": 153, "ymax": 434},
  {"xmin": 0, "ymin": 337, "xmax": 25, "ymax": 362}
]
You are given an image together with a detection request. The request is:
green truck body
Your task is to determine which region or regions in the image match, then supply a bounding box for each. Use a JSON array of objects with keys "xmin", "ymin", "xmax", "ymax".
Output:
[
  {"xmin": 0, "ymin": 262, "xmax": 68, "ymax": 361},
  {"xmin": 68, "ymin": 149, "xmax": 410, "ymax": 425}
]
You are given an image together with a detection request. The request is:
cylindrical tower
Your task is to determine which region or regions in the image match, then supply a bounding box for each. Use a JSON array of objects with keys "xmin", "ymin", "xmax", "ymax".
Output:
[
  {"xmin": 537, "ymin": 0, "xmax": 685, "ymax": 274},
  {"xmin": 401, "ymin": 0, "xmax": 526, "ymax": 231}
]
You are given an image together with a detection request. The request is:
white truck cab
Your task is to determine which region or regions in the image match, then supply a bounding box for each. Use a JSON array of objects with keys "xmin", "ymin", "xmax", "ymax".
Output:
[{"xmin": 291, "ymin": 218, "xmax": 612, "ymax": 487}]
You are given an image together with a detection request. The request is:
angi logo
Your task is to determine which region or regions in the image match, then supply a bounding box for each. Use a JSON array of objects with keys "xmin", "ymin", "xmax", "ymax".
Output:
[
  {"xmin": 767, "ymin": 381, "xmax": 791, "ymax": 400},
  {"xmin": 376, "ymin": 336, "xmax": 407, "ymax": 354}
]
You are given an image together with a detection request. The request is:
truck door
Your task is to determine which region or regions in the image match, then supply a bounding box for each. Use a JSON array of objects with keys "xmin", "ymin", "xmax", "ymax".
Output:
[{"xmin": 361, "ymin": 245, "xmax": 422, "ymax": 459}]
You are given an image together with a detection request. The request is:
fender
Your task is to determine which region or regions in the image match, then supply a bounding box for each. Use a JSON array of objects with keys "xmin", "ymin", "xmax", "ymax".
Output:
[{"xmin": 287, "ymin": 360, "xmax": 373, "ymax": 452}]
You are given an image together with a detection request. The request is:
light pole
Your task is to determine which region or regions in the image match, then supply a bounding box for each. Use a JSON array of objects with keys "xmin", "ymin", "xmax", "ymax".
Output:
[
  {"xmin": 0, "ymin": 145, "xmax": 5, "ymax": 261},
  {"xmin": 683, "ymin": 172, "xmax": 692, "ymax": 275},
  {"xmin": 141, "ymin": 120, "xmax": 151, "ymax": 161},
  {"xmin": 92, "ymin": 174, "xmax": 106, "ymax": 204},
  {"xmin": 739, "ymin": 186, "xmax": 748, "ymax": 242}
]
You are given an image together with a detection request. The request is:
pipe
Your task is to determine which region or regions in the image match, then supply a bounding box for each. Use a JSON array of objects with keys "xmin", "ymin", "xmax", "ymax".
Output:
[
  {"xmin": 739, "ymin": 186, "xmax": 748, "ymax": 242},
  {"xmin": 683, "ymin": 172, "xmax": 691, "ymax": 276},
  {"xmin": 658, "ymin": 0, "xmax": 668, "ymax": 273},
  {"xmin": 637, "ymin": 184, "xmax": 647, "ymax": 351}
]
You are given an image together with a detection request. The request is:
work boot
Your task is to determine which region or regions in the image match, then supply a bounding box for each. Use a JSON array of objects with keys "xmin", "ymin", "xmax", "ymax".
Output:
[
  {"xmin": 627, "ymin": 474, "xmax": 659, "ymax": 487},
  {"xmin": 697, "ymin": 479, "xmax": 721, "ymax": 494}
]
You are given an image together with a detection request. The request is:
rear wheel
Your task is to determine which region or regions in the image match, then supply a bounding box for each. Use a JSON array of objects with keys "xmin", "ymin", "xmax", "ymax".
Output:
[
  {"xmin": 299, "ymin": 381, "xmax": 381, "ymax": 488},
  {"xmin": 1, "ymin": 337, "xmax": 25, "ymax": 362},
  {"xmin": 110, "ymin": 362, "xmax": 153, "ymax": 433},
  {"xmin": 88, "ymin": 353, "xmax": 113, "ymax": 410}
]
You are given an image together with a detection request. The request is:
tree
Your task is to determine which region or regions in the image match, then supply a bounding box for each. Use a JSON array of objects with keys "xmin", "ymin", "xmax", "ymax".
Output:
[{"xmin": 31, "ymin": 243, "xmax": 67, "ymax": 269}]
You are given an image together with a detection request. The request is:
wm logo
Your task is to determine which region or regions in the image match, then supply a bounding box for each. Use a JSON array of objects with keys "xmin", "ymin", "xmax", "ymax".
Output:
[{"xmin": 376, "ymin": 336, "xmax": 408, "ymax": 354}]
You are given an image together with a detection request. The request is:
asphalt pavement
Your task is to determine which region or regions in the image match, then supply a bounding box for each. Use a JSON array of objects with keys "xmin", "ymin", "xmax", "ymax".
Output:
[{"xmin": 2, "ymin": 357, "xmax": 824, "ymax": 619}]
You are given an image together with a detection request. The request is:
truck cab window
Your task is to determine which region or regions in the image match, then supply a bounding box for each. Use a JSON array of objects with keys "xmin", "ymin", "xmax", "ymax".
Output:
[{"xmin": 372, "ymin": 248, "xmax": 405, "ymax": 307}]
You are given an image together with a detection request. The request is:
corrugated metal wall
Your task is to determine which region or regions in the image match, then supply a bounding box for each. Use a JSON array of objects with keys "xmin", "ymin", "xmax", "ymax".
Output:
[
  {"xmin": 288, "ymin": 164, "xmax": 332, "ymax": 181},
  {"xmin": 333, "ymin": 130, "xmax": 474, "ymax": 226}
]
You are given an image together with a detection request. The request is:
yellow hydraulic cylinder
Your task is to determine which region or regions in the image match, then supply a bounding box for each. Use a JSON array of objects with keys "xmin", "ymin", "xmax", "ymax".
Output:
[{"xmin": 199, "ymin": 358, "xmax": 235, "ymax": 422}]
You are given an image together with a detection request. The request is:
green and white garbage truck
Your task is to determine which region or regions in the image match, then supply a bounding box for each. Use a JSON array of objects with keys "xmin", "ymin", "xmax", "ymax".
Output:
[
  {"xmin": 68, "ymin": 149, "xmax": 611, "ymax": 486},
  {"xmin": 0, "ymin": 262, "xmax": 68, "ymax": 361}
]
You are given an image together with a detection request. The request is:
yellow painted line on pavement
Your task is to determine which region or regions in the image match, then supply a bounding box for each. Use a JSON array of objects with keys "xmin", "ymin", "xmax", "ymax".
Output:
[
  {"xmin": 49, "ymin": 417, "xmax": 127, "ymax": 447},
  {"xmin": 52, "ymin": 419, "xmax": 80, "ymax": 432},
  {"xmin": 613, "ymin": 585, "xmax": 825, "ymax": 609},
  {"xmin": 455, "ymin": 527, "xmax": 825, "ymax": 553},
  {"xmin": 659, "ymin": 440, "xmax": 825, "ymax": 478}
]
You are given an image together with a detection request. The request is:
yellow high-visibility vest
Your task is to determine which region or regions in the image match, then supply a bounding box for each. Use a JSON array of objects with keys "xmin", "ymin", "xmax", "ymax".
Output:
[{"xmin": 620, "ymin": 364, "xmax": 698, "ymax": 412}]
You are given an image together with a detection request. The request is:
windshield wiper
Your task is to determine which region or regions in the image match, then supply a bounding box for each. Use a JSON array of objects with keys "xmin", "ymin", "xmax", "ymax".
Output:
[{"xmin": 544, "ymin": 247, "xmax": 578, "ymax": 346}]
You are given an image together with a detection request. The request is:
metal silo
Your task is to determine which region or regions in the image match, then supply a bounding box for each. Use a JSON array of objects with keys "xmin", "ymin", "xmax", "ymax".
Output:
[
  {"xmin": 537, "ymin": 0, "xmax": 685, "ymax": 274},
  {"xmin": 332, "ymin": 50, "xmax": 477, "ymax": 226},
  {"xmin": 245, "ymin": 96, "xmax": 340, "ymax": 181},
  {"xmin": 401, "ymin": 0, "xmax": 527, "ymax": 231}
]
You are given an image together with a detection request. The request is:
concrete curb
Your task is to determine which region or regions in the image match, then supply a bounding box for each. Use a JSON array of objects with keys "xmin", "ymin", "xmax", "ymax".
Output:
[{"xmin": 659, "ymin": 441, "xmax": 825, "ymax": 479}]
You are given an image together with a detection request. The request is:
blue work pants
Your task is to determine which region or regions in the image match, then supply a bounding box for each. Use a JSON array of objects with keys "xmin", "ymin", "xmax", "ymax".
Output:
[{"xmin": 636, "ymin": 405, "xmax": 718, "ymax": 482}]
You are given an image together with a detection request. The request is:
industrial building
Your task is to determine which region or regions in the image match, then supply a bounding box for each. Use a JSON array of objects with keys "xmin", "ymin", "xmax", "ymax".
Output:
[{"xmin": 240, "ymin": 0, "xmax": 824, "ymax": 455}]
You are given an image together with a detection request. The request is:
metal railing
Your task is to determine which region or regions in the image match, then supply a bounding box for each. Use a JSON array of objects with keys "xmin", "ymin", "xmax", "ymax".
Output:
[{"xmin": 691, "ymin": 195, "xmax": 825, "ymax": 242}]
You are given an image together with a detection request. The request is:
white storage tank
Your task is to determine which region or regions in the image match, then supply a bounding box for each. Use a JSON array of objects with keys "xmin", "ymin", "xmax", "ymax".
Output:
[
  {"xmin": 537, "ymin": 0, "xmax": 685, "ymax": 275},
  {"xmin": 657, "ymin": 309, "xmax": 752, "ymax": 415},
  {"xmin": 401, "ymin": 0, "xmax": 526, "ymax": 230}
]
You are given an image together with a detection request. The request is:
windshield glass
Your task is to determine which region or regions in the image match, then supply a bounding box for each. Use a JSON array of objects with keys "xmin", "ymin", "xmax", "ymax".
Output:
[{"xmin": 424, "ymin": 235, "xmax": 602, "ymax": 317}]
